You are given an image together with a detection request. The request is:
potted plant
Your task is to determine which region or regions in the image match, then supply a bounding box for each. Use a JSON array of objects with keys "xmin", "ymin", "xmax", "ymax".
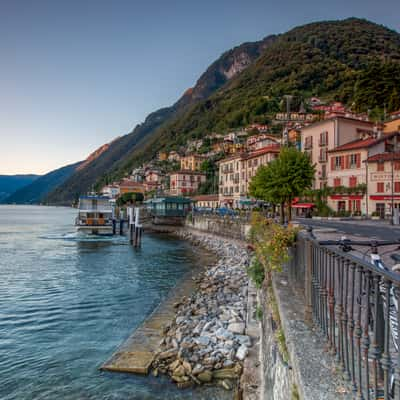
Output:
[{"xmin": 371, "ymin": 211, "xmax": 380, "ymax": 220}]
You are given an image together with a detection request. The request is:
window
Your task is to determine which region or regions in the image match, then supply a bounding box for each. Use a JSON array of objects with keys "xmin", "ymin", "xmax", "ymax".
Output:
[
  {"xmin": 319, "ymin": 148, "xmax": 327, "ymax": 162},
  {"xmin": 321, "ymin": 164, "xmax": 326, "ymax": 179},
  {"xmin": 377, "ymin": 162, "xmax": 385, "ymax": 172},
  {"xmin": 395, "ymin": 182, "xmax": 400, "ymax": 193},
  {"xmin": 349, "ymin": 154, "xmax": 357, "ymax": 168},
  {"xmin": 335, "ymin": 156, "xmax": 342, "ymax": 170},
  {"xmin": 304, "ymin": 136, "xmax": 313, "ymax": 149},
  {"xmin": 334, "ymin": 178, "xmax": 341, "ymax": 187},
  {"xmin": 377, "ymin": 182, "xmax": 384, "ymax": 193},
  {"xmin": 349, "ymin": 176, "xmax": 357, "ymax": 188}
]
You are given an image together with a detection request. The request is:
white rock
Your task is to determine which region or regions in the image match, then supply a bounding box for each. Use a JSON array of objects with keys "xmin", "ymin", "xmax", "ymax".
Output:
[
  {"xmin": 227, "ymin": 322, "xmax": 245, "ymax": 335},
  {"xmin": 236, "ymin": 344, "xmax": 248, "ymax": 360}
]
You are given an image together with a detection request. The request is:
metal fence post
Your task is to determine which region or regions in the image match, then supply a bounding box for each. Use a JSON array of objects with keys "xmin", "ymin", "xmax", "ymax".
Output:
[{"xmin": 304, "ymin": 233, "xmax": 313, "ymax": 324}]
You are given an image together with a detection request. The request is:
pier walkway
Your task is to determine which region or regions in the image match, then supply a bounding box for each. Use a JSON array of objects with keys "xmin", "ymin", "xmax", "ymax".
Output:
[{"xmin": 101, "ymin": 271, "xmax": 199, "ymax": 374}]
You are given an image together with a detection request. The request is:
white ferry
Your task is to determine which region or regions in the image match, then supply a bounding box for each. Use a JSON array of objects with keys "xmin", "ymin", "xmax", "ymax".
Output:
[{"xmin": 75, "ymin": 195, "xmax": 114, "ymax": 235}]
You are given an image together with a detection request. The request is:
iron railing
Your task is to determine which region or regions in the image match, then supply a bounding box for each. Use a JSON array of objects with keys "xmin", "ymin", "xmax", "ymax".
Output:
[{"xmin": 291, "ymin": 231, "xmax": 400, "ymax": 399}]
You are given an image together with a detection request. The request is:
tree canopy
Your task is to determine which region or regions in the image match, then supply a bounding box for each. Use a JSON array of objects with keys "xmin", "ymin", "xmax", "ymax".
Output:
[{"xmin": 249, "ymin": 147, "xmax": 315, "ymax": 222}]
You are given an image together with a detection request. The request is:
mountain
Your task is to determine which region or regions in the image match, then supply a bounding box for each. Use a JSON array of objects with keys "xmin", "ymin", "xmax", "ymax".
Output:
[
  {"xmin": 3, "ymin": 162, "xmax": 82, "ymax": 204},
  {"xmin": 44, "ymin": 36, "xmax": 277, "ymax": 205},
  {"xmin": 0, "ymin": 175, "xmax": 39, "ymax": 202},
  {"xmin": 106, "ymin": 18, "xmax": 400, "ymax": 172},
  {"xmin": 46, "ymin": 18, "xmax": 400, "ymax": 204}
]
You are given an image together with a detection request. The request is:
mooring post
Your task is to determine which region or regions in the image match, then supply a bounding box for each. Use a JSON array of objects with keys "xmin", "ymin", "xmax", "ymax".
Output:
[
  {"xmin": 128, "ymin": 207, "xmax": 134, "ymax": 244},
  {"xmin": 134, "ymin": 207, "xmax": 142, "ymax": 248}
]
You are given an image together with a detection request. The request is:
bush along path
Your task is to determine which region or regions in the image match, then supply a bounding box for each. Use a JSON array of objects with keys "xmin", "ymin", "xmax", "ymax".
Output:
[{"xmin": 151, "ymin": 230, "xmax": 252, "ymax": 393}]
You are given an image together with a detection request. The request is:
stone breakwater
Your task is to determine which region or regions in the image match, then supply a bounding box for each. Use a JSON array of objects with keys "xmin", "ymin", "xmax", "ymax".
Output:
[{"xmin": 151, "ymin": 230, "xmax": 251, "ymax": 391}]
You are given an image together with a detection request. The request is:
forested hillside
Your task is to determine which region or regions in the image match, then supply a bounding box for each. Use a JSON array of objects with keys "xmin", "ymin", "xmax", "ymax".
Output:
[{"xmin": 46, "ymin": 18, "xmax": 400, "ymax": 204}]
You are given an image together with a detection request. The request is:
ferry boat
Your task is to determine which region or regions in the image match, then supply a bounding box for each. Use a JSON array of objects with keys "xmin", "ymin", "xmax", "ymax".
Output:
[{"xmin": 75, "ymin": 195, "xmax": 114, "ymax": 235}]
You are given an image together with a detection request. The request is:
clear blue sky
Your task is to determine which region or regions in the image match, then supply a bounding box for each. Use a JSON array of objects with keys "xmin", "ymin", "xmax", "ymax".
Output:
[{"xmin": 1, "ymin": 0, "xmax": 399, "ymax": 174}]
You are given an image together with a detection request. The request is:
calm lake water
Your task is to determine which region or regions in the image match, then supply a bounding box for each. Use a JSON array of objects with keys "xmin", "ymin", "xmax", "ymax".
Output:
[{"xmin": 0, "ymin": 205, "xmax": 229, "ymax": 400}]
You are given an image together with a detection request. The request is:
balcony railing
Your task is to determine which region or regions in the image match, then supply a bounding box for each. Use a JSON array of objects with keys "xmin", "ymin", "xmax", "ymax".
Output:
[{"xmin": 288, "ymin": 230, "xmax": 400, "ymax": 400}]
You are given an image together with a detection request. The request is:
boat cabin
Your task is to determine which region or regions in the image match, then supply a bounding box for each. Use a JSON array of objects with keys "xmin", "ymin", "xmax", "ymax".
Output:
[{"xmin": 76, "ymin": 195, "xmax": 114, "ymax": 234}]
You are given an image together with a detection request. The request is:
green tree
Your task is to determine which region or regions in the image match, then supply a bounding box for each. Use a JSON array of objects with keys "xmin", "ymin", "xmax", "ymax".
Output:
[
  {"xmin": 389, "ymin": 87, "xmax": 400, "ymax": 113},
  {"xmin": 116, "ymin": 192, "xmax": 144, "ymax": 207},
  {"xmin": 249, "ymin": 147, "xmax": 315, "ymax": 222}
]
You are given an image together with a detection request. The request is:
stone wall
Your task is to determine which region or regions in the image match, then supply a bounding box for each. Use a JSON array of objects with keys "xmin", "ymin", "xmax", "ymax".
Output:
[
  {"xmin": 259, "ymin": 282, "xmax": 295, "ymax": 400},
  {"xmin": 186, "ymin": 214, "xmax": 250, "ymax": 241}
]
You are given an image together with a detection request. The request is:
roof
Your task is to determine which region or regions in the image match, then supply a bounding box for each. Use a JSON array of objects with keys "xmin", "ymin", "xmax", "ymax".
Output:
[
  {"xmin": 301, "ymin": 116, "xmax": 374, "ymax": 132},
  {"xmin": 216, "ymin": 153, "xmax": 245, "ymax": 164},
  {"xmin": 191, "ymin": 194, "xmax": 219, "ymax": 201},
  {"xmin": 119, "ymin": 181, "xmax": 145, "ymax": 187},
  {"xmin": 366, "ymin": 151, "xmax": 400, "ymax": 163},
  {"xmin": 245, "ymin": 145, "xmax": 280, "ymax": 160},
  {"xmin": 168, "ymin": 170, "xmax": 206, "ymax": 175},
  {"xmin": 146, "ymin": 196, "xmax": 192, "ymax": 204},
  {"xmin": 328, "ymin": 131, "xmax": 400, "ymax": 153},
  {"xmin": 328, "ymin": 137, "xmax": 379, "ymax": 153}
]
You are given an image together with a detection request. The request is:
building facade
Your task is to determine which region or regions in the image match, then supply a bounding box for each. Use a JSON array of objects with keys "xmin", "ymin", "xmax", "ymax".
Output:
[
  {"xmin": 168, "ymin": 171, "xmax": 206, "ymax": 196},
  {"xmin": 301, "ymin": 117, "xmax": 375, "ymax": 189},
  {"xmin": 192, "ymin": 194, "xmax": 219, "ymax": 209},
  {"xmin": 218, "ymin": 145, "xmax": 280, "ymax": 207},
  {"xmin": 180, "ymin": 155, "xmax": 206, "ymax": 171}
]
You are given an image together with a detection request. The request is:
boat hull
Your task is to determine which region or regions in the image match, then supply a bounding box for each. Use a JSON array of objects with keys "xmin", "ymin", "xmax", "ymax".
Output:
[{"xmin": 76, "ymin": 225, "xmax": 114, "ymax": 235}]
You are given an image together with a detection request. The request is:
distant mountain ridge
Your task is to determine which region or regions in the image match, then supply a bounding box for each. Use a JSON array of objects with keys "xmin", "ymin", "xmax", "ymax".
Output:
[
  {"xmin": 45, "ymin": 18, "xmax": 400, "ymax": 204},
  {"xmin": 3, "ymin": 162, "xmax": 82, "ymax": 204},
  {"xmin": 0, "ymin": 175, "xmax": 39, "ymax": 202},
  {"xmin": 44, "ymin": 35, "xmax": 277, "ymax": 205},
  {"xmin": 3, "ymin": 140, "xmax": 120, "ymax": 204}
]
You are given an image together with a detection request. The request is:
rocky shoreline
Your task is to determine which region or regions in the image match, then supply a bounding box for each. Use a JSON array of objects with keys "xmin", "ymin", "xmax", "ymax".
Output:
[{"xmin": 151, "ymin": 229, "xmax": 252, "ymax": 393}]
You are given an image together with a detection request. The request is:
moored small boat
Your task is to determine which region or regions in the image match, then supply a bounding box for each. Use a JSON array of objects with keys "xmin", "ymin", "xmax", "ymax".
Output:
[{"xmin": 75, "ymin": 195, "xmax": 114, "ymax": 235}]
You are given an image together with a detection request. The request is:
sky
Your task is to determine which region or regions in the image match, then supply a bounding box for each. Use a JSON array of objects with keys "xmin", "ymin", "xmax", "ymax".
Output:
[{"xmin": 1, "ymin": 0, "xmax": 399, "ymax": 175}]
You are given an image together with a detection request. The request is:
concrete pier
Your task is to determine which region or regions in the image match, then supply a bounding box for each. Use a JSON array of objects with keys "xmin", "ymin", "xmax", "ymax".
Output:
[{"xmin": 101, "ymin": 270, "xmax": 200, "ymax": 374}]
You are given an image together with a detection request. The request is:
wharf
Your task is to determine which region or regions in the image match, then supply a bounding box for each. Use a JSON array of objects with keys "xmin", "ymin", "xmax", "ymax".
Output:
[{"xmin": 101, "ymin": 271, "xmax": 199, "ymax": 374}]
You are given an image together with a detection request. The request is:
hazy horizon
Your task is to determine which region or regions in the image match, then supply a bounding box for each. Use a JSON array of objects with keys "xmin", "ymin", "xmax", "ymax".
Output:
[{"xmin": 1, "ymin": 0, "xmax": 399, "ymax": 175}]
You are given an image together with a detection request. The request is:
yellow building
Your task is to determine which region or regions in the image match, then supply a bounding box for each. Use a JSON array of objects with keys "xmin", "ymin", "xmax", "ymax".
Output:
[{"xmin": 180, "ymin": 155, "xmax": 207, "ymax": 171}]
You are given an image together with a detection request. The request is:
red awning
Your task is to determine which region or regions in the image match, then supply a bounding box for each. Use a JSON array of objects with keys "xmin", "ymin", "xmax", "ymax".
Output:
[
  {"xmin": 292, "ymin": 203, "xmax": 315, "ymax": 209},
  {"xmin": 330, "ymin": 195, "xmax": 363, "ymax": 200}
]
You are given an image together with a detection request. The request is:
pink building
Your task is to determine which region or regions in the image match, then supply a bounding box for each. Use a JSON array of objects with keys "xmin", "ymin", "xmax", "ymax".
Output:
[{"xmin": 168, "ymin": 171, "xmax": 206, "ymax": 196}]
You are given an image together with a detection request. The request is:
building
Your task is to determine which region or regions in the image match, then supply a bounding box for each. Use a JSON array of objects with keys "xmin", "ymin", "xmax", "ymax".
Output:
[
  {"xmin": 158, "ymin": 152, "xmax": 168, "ymax": 161},
  {"xmin": 248, "ymin": 135, "xmax": 279, "ymax": 151},
  {"xmin": 218, "ymin": 145, "xmax": 280, "ymax": 207},
  {"xmin": 243, "ymin": 145, "xmax": 280, "ymax": 194},
  {"xmin": 191, "ymin": 194, "xmax": 219, "ymax": 209},
  {"xmin": 130, "ymin": 168, "xmax": 145, "ymax": 183},
  {"xmin": 326, "ymin": 131, "xmax": 400, "ymax": 216},
  {"xmin": 180, "ymin": 154, "xmax": 207, "ymax": 171},
  {"xmin": 168, "ymin": 171, "xmax": 206, "ymax": 196},
  {"xmin": 366, "ymin": 132, "xmax": 400, "ymax": 218},
  {"xmin": 119, "ymin": 180, "xmax": 146, "ymax": 195},
  {"xmin": 218, "ymin": 154, "xmax": 244, "ymax": 207},
  {"xmin": 101, "ymin": 184, "xmax": 120, "ymax": 198},
  {"xmin": 167, "ymin": 151, "xmax": 181, "ymax": 162},
  {"xmin": 301, "ymin": 117, "xmax": 375, "ymax": 189},
  {"xmin": 145, "ymin": 169, "xmax": 163, "ymax": 184},
  {"xmin": 384, "ymin": 113, "xmax": 400, "ymax": 133}
]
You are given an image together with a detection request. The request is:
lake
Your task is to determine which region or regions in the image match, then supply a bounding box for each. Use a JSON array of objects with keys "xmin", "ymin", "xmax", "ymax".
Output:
[{"xmin": 0, "ymin": 205, "xmax": 229, "ymax": 399}]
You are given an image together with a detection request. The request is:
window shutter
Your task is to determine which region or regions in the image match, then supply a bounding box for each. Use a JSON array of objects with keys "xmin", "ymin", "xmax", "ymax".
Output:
[
  {"xmin": 345, "ymin": 155, "xmax": 350, "ymax": 169},
  {"xmin": 340, "ymin": 156, "xmax": 345, "ymax": 170},
  {"xmin": 356, "ymin": 153, "xmax": 361, "ymax": 168},
  {"xmin": 330, "ymin": 156, "xmax": 335, "ymax": 171}
]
